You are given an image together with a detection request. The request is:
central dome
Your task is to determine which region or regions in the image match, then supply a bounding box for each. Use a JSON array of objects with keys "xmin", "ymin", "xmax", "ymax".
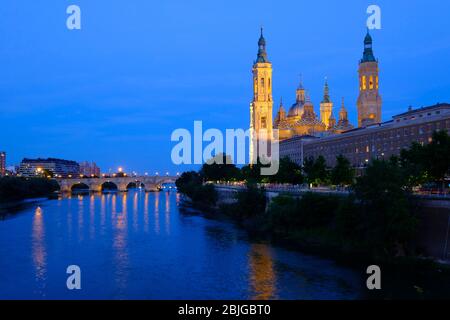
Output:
[{"xmin": 288, "ymin": 102, "xmax": 304, "ymax": 117}]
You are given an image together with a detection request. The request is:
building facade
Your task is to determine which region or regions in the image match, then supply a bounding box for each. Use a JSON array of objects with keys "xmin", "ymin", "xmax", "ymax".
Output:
[
  {"xmin": 280, "ymin": 104, "xmax": 450, "ymax": 168},
  {"xmin": 0, "ymin": 152, "xmax": 5, "ymax": 176},
  {"xmin": 18, "ymin": 158, "xmax": 80, "ymax": 178},
  {"xmin": 79, "ymin": 161, "xmax": 101, "ymax": 177}
]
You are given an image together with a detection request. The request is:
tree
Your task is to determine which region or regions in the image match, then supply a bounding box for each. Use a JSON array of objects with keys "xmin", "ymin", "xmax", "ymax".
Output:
[
  {"xmin": 175, "ymin": 171, "xmax": 218, "ymax": 206},
  {"xmin": 331, "ymin": 155, "xmax": 354, "ymax": 187},
  {"xmin": 269, "ymin": 157, "xmax": 304, "ymax": 185},
  {"xmin": 425, "ymin": 130, "xmax": 450, "ymax": 188},
  {"xmin": 240, "ymin": 158, "xmax": 267, "ymax": 183},
  {"xmin": 400, "ymin": 141, "xmax": 428, "ymax": 188},
  {"xmin": 175, "ymin": 171, "xmax": 203, "ymax": 199},
  {"xmin": 234, "ymin": 183, "xmax": 267, "ymax": 219},
  {"xmin": 354, "ymin": 158, "xmax": 418, "ymax": 256},
  {"xmin": 200, "ymin": 153, "xmax": 241, "ymax": 182},
  {"xmin": 303, "ymin": 156, "xmax": 329, "ymax": 186},
  {"xmin": 400, "ymin": 130, "xmax": 450, "ymax": 189}
]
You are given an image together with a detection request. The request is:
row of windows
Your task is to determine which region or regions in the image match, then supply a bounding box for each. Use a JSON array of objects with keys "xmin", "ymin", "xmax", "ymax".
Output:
[
  {"xmin": 396, "ymin": 111, "xmax": 444, "ymax": 122},
  {"xmin": 360, "ymin": 75, "xmax": 379, "ymax": 90}
]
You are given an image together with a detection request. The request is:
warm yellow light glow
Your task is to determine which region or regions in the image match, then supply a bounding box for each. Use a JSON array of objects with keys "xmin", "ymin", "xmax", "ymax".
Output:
[{"xmin": 118, "ymin": 167, "xmax": 123, "ymax": 173}]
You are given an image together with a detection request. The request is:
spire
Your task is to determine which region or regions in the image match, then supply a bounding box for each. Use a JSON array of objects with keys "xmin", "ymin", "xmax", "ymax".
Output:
[
  {"xmin": 322, "ymin": 77, "xmax": 331, "ymax": 103},
  {"xmin": 275, "ymin": 97, "xmax": 286, "ymax": 123},
  {"xmin": 297, "ymin": 74, "xmax": 304, "ymax": 90},
  {"xmin": 295, "ymin": 74, "xmax": 306, "ymax": 104},
  {"xmin": 256, "ymin": 27, "xmax": 269, "ymax": 63},
  {"xmin": 279, "ymin": 97, "xmax": 285, "ymax": 112},
  {"xmin": 305, "ymin": 92, "xmax": 311, "ymax": 104},
  {"xmin": 339, "ymin": 97, "xmax": 348, "ymax": 120},
  {"xmin": 361, "ymin": 29, "xmax": 376, "ymax": 63},
  {"xmin": 328, "ymin": 112, "xmax": 336, "ymax": 130}
]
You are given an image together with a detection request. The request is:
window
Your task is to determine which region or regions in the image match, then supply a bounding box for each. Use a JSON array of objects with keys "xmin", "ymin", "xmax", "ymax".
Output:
[
  {"xmin": 362, "ymin": 76, "xmax": 367, "ymax": 90},
  {"xmin": 261, "ymin": 117, "xmax": 267, "ymax": 129},
  {"xmin": 369, "ymin": 76, "xmax": 374, "ymax": 89}
]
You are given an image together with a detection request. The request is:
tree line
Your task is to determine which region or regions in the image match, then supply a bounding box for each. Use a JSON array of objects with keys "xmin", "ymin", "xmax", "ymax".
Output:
[
  {"xmin": 179, "ymin": 130, "xmax": 449, "ymax": 190},
  {"xmin": 0, "ymin": 177, "xmax": 60, "ymax": 203},
  {"xmin": 176, "ymin": 130, "xmax": 450, "ymax": 259}
]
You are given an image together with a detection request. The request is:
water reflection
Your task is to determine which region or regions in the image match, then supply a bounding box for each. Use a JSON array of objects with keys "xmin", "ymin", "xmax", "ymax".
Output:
[
  {"xmin": 144, "ymin": 192, "xmax": 149, "ymax": 233},
  {"xmin": 100, "ymin": 194, "xmax": 106, "ymax": 233},
  {"xmin": 89, "ymin": 194, "xmax": 95, "ymax": 239},
  {"xmin": 154, "ymin": 192, "xmax": 160, "ymax": 234},
  {"xmin": 165, "ymin": 192, "xmax": 170, "ymax": 235},
  {"xmin": 32, "ymin": 207, "xmax": 47, "ymax": 295},
  {"xmin": 113, "ymin": 193, "xmax": 129, "ymax": 296},
  {"xmin": 133, "ymin": 192, "xmax": 138, "ymax": 232},
  {"xmin": 77, "ymin": 195, "xmax": 84, "ymax": 241},
  {"xmin": 248, "ymin": 244, "xmax": 277, "ymax": 300},
  {"xmin": 0, "ymin": 191, "xmax": 364, "ymax": 300}
]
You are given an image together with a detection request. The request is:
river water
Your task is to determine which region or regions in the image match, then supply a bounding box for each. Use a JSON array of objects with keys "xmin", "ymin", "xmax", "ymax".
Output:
[{"xmin": 0, "ymin": 191, "xmax": 365, "ymax": 300}]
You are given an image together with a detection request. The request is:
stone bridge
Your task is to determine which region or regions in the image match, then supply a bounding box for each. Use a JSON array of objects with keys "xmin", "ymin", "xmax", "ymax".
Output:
[{"xmin": 55, "ymin": 176, "xmax": 177, "ymax": 193}]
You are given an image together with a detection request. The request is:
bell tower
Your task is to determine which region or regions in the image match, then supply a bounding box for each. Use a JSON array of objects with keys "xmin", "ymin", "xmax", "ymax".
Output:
[
  {"xmin": 250, "ymin": 28, "xmax": 273, "ymax": 161},
  {"xmin": 357, "ymin": 30, "xmax": 382, "ymax": 127}
]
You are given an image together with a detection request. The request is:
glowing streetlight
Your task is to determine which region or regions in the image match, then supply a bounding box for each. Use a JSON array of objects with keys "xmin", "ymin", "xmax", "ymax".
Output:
[{"xmin": 118, "ymin": 167, "xmax": 123, "ymax": 173}]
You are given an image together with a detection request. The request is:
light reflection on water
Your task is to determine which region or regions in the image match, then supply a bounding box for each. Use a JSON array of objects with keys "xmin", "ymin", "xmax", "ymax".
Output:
[
  {"xmin": 0, "ymin": 191, "xmax": 363, "ymax": 300},
  {"xmin": 32, "ymin": 207, "xmax": 46, "ymax": 297}
]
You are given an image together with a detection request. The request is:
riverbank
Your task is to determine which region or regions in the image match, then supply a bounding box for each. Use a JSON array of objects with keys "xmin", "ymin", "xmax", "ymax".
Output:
[
  {"xmin": 180, "ymin": 192, "xmax": 450, "ymax": 299},
  {"xmin": 0, "ymin": 177, "xmax": 59, "ymax": 203}
]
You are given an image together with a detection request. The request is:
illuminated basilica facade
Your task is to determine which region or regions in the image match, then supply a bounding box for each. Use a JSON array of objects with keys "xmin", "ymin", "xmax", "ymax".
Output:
[{"xmin": 250, "ymin": 29, "xmax": 381, "ymax": 143}]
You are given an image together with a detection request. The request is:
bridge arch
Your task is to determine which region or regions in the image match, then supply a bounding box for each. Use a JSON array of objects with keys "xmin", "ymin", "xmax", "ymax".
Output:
[
  {"xmin": 71, "ymin": 182, "xmax": 90, "ymax": 192},
  {"xmin": 101, "ymin": 181, "xmax": 118, "ymax": 192},
  {"xmin": 126, "ymin": 181, "xmax": 145, "ymax": 190}
]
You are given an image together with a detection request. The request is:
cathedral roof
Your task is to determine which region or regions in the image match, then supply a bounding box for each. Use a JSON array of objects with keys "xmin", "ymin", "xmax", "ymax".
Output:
[
  {"xmin": 276, "ymin": 120, "xmax": 294, "ymax": 130},
  {"xmin": 294, "ymin": 117, "xmax": 326, "ymax": 127}
]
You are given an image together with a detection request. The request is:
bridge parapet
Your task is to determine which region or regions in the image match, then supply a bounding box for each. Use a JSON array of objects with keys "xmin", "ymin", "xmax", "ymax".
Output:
[{"xmin": 55, "ymin": 176, "xmax": 177, "ymax": 193}]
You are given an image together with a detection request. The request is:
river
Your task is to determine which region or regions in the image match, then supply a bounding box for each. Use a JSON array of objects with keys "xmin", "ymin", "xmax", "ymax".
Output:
[{"xmin": 0, "ymin": 191, "xmax": 364, "ymax": 300}]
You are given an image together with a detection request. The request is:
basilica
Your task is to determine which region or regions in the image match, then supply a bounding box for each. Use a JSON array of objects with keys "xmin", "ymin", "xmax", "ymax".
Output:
[{"xmin": 250, "ymin": 28, "xmax": 382, "ymax": 142}]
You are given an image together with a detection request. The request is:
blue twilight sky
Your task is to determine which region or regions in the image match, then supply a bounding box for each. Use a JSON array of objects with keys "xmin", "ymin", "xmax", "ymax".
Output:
[{"xmin": 0, "ymin": 0, "xmax": 449, "ymax": 174}]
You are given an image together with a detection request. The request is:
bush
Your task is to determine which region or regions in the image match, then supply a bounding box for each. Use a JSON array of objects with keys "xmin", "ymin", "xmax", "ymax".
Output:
[
  {"xmin": 176, "ymin": 171, "xmax": 218, "ymax": 207},
  {"xmin": 234, "ymin": 183, "xmax": 267, "ymax": 219},
  {"xmin": 0, "ymin": 177, "xmax": 60, "ymax": 202}
]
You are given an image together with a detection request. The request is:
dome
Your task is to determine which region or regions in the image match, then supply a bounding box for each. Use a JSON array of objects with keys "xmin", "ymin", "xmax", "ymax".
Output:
[
  {"xmin": 288, "ymin": 102, "xmax": 304, "ymax": 117},
  {"xmin": 304, "ymin": 100, "xmax": 313, "ymax": 107}
]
